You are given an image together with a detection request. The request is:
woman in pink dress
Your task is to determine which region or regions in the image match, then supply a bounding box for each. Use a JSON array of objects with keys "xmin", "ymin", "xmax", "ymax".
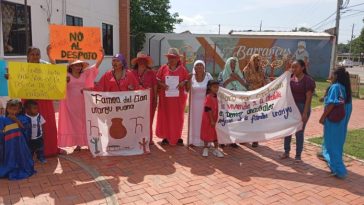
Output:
[
  {"xmin": 95, "ymin": 53, "xmax": 139, "ymax": 91},
  {"xmin": 130, "ymin": 52, "xmax": 157, "ymax": 145},
  {"xmin": 156, "ymin": 48, "xmax": 189, "ymax": 146},
  {"xmin": 48, "ymin": 47, "xmax": 104, "ymax": 152}
]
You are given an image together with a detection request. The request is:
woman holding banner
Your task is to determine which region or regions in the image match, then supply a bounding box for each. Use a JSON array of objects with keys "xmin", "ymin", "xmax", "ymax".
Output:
[
  {"xmin": 131, "ymin": 52, "xmax": 157, "ymax": 145},
  {"xmin": 156, "ymin": 48, "xmax": 189, "ymax": 146},
  {"xmin": 243, "ymin": 54, "xmax": 269, "ymax": 147},
  {"xmin": 280, "ymin": 59, "xmax": 315, "ymax": 162},
  {"xmin": 218, "ymin": 57, "xmax": 247, "ymax": 148},
  {"xmin": 319, "ymin": 67, "xmax": 352, "ymax": 179},
  {"xmin": 95, "ymin": 53, "xmax": 139, "ymax": 92},
  {"xmin": 188, "ymin": 60, "xmax": 213, "ymax": 146},
  {"xmin": 48, "ymin": 46, "xmax": 104, "ymax": 152}
]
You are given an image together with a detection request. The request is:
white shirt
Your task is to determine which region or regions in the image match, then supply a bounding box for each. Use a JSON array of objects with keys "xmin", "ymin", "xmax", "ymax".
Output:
[{"xmin": 26, "ymin": 113, "xmax": 46, "ymax": 140}]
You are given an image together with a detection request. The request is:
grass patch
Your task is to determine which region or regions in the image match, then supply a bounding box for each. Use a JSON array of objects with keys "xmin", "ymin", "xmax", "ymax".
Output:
[
  {"xmin": 308, "ymin": 129, "xmax": 364, "ymax": 160},
  {"xmin": 311, "ymin": 79, "xmax": 363, "ymax": 108},
  {"xmin": 311, "ymin": 79, "xmax": 329, "ymax": 108}
]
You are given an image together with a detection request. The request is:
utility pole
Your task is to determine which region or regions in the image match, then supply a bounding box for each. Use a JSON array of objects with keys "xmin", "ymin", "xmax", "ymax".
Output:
[
  {"xmin": 349, "ymin": 24, "xmax": 355, "ymax": 61},
  {"xmin": 24, "ymin": 0, "xmax": 29, "ymax": 50},
  {"xmin": 260, "ymin": 20, "xmax": 262, "ymax": 31},
  {"xmin": 218, "ymin": 24, "xmax": 221, "ymax": 35},
  {"xmin": 333, "ymin": 0, "xmax": 343, "ymax": 67}
]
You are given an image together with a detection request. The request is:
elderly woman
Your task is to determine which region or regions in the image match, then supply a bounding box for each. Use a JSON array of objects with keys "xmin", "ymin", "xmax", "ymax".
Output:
[
  {"xmin": 130, "ymin": 51, "xmax": 157, "ymax": 145},
  {"xmin": 95, "ymin": 53, "xmax": 139, "ymax": 91},
  {"xmin": 156, "ymin": 48, "xmax": 189, "ymax": 146},
  {"xmin": 243, "ymin": 54, "xmax": 269, "ymax": 147},
  {"xmin": 48, "ymin": 47, "xmax": 104, "ymax": 152},
  {"xmin": 319, "ymin": 67, "xmax": 352, "ymax": 179},
  {"xmin": 218, "ymin": 57, "xmax": 247, "ymax": 148},
  {"xmin": 188, "ymin": 60, "xmax": 213, "ymax": 146}
]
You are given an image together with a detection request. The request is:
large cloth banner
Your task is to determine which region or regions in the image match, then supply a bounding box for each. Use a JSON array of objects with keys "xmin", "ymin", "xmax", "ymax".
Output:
[
  {"xmin": 216, "ymin": 71, "xmax": 303, "ymax": 143},
  {"xmin": 84, "ymin": 90, "xmax": 150, "ymax": 157},
  {"xmin": 8, "ymin": 62, "xmax": 67, "ymax": 100},
  {"xmin": 49, "ymin": 25, "xmax": 102, "ymax": 61},
  {"xmin": 0, "ymin": 60, "xmax": 8, "ymax": 96}
]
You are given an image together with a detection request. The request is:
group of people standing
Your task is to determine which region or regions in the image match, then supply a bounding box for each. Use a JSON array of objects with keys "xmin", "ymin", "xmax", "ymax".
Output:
[{"xmin": 0, "ymin": 45, "xmax": 353, "ymax": 180}]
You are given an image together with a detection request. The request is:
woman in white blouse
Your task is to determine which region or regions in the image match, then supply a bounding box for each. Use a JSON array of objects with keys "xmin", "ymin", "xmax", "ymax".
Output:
[{"xmin": 188, "ymin": 60, "xmax": 213, "ymax": 146}]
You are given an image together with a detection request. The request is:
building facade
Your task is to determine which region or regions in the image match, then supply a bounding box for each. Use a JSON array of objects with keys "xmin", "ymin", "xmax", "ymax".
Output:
[{"xmin": 0, "ymin": 0, "xmax": 130, "ymax": 79}]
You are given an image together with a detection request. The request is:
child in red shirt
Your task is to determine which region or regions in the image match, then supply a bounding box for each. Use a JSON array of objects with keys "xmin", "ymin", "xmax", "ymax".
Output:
[{"xmin": 200, "ymin": 80, "xmax": 224, "ymax": 158}]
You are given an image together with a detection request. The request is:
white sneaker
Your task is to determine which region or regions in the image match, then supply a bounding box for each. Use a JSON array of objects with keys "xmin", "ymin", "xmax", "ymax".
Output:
[
  {"xmin": 202, "ymin": 148, "xmax": 209, "ymax": 157},
  {"xmin": 212, "ymin": 149, "xmax": 224, "ymax": 158}
]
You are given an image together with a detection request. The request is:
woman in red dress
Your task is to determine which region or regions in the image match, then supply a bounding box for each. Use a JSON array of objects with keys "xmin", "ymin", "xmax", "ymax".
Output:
[
  {"xmin": 156, "ymin": 48, "xmax": 189, "ymax": 146},
  {"xmin": 95, "ymin": 53, "xmax": 139, "ymax": 91},
  {"xmin": 130, "ymin": 52, "xmax": 157, "ymax": 145}
]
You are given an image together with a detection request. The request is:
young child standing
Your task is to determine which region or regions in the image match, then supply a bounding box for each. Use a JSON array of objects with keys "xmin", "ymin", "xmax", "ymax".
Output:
[
  {"xmin": 24, "ymin": 100, "xmax": 47, "ymax": 163},
  {"xmin": 201, "ymin": 80, "xmax": 224, "ymax": 158},
  {"xmin": 0, "ymin": 99, "xmax": 35, "ymax": 180}
]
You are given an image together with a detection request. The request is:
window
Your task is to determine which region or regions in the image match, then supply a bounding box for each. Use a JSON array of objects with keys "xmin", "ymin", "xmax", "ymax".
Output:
[
  {"xmin": 1, "ymin": 1, "xmax": 32, "ymax": 56},
  {"xmin": 102, "ymin": 23, "xmax": 113, "ymax": 55},
  {"xmin": 66, "ymin": 15, "xmax": 83, "ymax": 26}
]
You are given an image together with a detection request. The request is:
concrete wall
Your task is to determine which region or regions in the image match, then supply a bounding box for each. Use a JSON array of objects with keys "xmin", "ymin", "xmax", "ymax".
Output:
[{"xmin": 143, "ymin": 33, "xmax": 334, "ymax": 78}]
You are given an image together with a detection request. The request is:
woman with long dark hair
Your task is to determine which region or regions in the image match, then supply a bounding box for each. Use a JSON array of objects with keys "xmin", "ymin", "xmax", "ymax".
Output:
[
  {"xmin": 280, "ymin": 59, "xmax": 315, "ymax": 162},
  {"xmin": 319, "ymin": 67, "xmax": 352, "ymax": 179}
]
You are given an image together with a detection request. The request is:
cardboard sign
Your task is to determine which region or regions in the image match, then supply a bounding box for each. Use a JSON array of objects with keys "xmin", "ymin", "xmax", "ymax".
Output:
[
  {"xmin": 8, "ymin": 62, "xmax": 67, "ymax": 100},
  {"xmin": 84, "ymin": 90, "xmax": 150, "ymax": 156},
  {"xmin": 49, "ymin": 25, "xmax": 101, "ymax": 61},
  {"xmin": 0, "ymin": 60, "xmax": 8, "ymax": 96}
]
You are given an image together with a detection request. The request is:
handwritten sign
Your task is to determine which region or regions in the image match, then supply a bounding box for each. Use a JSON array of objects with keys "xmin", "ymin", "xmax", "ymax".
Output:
[
  {"xmin": 49, "ymin": 25, "xmax": 101, "ymax": 61},
  {"xmin": 84, "ymin": 90, "xmax": 150, "ymax": 157},
  {"xmin": 8, "ymin": 62, "xmax": 67, "ymax": 100},
  {"xmin": 0, "ymin": 60, "xmax": 7, "ymax": 96},
  {"xmin": 216, "ymin": 71, "xmax": 303, "ymax": 144}
]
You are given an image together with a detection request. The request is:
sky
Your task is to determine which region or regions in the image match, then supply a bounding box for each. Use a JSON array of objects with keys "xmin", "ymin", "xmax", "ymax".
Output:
[{"xmin": 169, "ymin": 0, "xmax": 364, "ymax": 43}]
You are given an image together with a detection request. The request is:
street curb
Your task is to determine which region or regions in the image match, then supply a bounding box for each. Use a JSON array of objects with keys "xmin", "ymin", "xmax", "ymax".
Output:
[
  {"xmin": 305, "ymin": 139, "xmax": 364, "ymax": 164},
  {"xmin": 59, "ymin": 155, "xmax": 120, "ymax": 205}
]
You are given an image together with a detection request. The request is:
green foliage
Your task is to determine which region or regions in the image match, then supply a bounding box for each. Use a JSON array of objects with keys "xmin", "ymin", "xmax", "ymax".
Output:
[
  {"xmin": 130, "ymin": 0, "xmax": 183, "ymax": 56},
  {"xmin": 292, "ymin": 27, "xmax": 314, "ymax": 32}
]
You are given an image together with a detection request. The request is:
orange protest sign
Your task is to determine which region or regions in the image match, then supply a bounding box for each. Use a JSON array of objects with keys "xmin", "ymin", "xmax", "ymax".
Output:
[{"xmin": 49, "ymin": 25, "xmax": 101, "ymax": 61}]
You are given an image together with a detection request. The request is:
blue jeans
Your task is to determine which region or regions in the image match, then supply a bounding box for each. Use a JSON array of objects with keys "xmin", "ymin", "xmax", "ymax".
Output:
[{"xmin": 284, "ymin": 103, "xmax": 310, "ymax": 158}]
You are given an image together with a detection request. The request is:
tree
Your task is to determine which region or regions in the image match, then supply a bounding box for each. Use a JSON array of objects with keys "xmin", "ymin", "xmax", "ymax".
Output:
[
  {"xmin": 292, "ymin": 27, "xmax": 314, "ymax": 32},
  {"xmin": 350, "ymin": 21, "xmax": 364, "ymax": 54},
  {"xmin": 337, "ymin": 43, "xmax": 350, "ymax": 53},
  {"xmin": 130, "ymin": 0, "xmax": 182, "ymax": 57}
]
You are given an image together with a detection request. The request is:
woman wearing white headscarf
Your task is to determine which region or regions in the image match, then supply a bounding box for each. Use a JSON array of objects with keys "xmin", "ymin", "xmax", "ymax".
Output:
[{"xmin": 188, "ymin": 60, "xmax": 213, "ymax": 146}]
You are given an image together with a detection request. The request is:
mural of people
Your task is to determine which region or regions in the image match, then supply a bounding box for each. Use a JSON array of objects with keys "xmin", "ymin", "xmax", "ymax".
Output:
[{"xmin": 293, "ymin": 41, "xmax": 310, "ymax": 71}]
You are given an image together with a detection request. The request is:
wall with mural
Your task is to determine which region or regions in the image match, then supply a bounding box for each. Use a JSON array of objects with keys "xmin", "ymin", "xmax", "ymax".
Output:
[{"xmin": 144, "ymin": 33, "xmax": 334, "ymax": 79}]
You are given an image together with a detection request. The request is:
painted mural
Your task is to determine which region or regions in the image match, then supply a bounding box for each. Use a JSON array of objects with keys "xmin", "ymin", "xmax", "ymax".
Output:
[{"xmin": 154, "ymin": 35, "xmax": 333, "ymax": 79}]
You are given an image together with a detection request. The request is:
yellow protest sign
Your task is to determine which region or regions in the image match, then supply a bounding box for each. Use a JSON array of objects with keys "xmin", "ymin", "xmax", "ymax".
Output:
[
  {"xmin": 49, "ymin": 25, "xmax": 102, "ymax": 61},
  {"xmin": 8, "ymin": 62, "xmax": 67, "ymax": 100}
]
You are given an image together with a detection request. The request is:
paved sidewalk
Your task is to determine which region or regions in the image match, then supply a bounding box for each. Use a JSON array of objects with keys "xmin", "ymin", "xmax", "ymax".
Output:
[{"xmin": 1, "ymin": 100, "xmax": 363, "ymax": 205}]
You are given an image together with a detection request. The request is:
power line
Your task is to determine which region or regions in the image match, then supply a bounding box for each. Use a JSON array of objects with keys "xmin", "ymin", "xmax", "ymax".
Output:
[
  {"xmin": 310, "ymin": 11, "xmax": 336, "ymax": 29},
  {"xmin": 346, "ymin": 2, "xmax": 364, "ymax": 8}
]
